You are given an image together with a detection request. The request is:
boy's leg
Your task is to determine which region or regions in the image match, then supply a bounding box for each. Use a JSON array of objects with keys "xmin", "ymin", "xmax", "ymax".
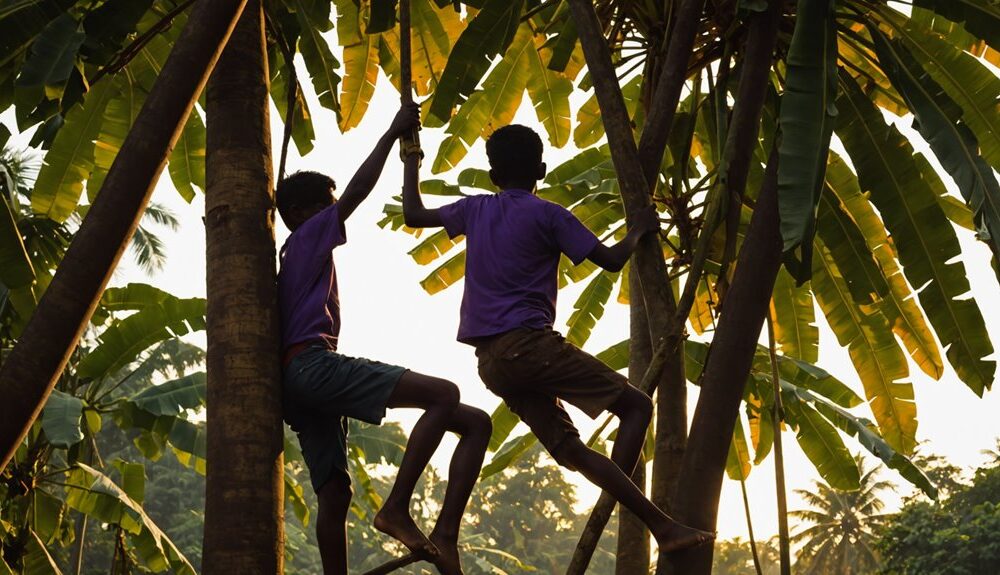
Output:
[
  {"xmin": 316, "ymin": 476, "xmax": 353, "ymax": 575},
  {"xmin": 429, "ymin": 405, "xmax": 492, "ymax": 575},
  {"xmin": 373, "ymin": 371, "xmax": 461, "ymax": 557},
  {"xmin": 554, "ymin": 437, "xmax": 714, "ymax": 552},
  {"xmin": 606, "ymin": 386, "xmax": 653, "ymax": 475}
]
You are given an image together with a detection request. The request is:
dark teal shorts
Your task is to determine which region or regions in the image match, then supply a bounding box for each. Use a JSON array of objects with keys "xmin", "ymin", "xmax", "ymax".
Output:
[{"xmin": 283, "ymin": 345, "xmax": 406, "ymax": 492}]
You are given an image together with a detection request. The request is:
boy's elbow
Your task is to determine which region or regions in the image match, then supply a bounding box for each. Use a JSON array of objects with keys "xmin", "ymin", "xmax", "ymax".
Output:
[{"xmin": 403, "ymin": 211, "xmax": 427, "ymax": 228}]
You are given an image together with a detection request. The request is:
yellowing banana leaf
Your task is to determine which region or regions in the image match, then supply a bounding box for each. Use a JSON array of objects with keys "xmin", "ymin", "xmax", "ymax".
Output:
[
  {"xmin": 770, "ymin": 267, "xmax": 818, "ymax": 363},
  {"xmin": 811, "ymin": 242, "xmax": 916, "ymax": 454},
  {"xmin": 837, "ymin": 73, "xmax": 994, "ymax": 395},
  {"xmin": 565, "ymin": 270, "xmax": 619, "ymax": 347}
]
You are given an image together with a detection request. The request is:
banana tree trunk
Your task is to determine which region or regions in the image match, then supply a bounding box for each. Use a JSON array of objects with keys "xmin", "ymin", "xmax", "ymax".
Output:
[
  {"xmin": 201, "ymin": 1, "xmax": 284, "ymax": 573},
  {"xmin": 662, "ymin": 147, "xmax": 783, "ymax": 575},
  {"xmin": 616, "ymin": 277, "xmax": 652, "ymax": 575},
  {"xmin": 0, "ymin": 0, "xmax": 249, "ymax": 473},
  {"xmin": 564, "ymin": 1, "xmax": 704, "ymax": 572}
]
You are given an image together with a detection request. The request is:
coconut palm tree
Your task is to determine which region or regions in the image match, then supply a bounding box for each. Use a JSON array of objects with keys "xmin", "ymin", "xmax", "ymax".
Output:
[{"xmin": 791, "ymin": 458, "xmax": 893, "ymax": 575}]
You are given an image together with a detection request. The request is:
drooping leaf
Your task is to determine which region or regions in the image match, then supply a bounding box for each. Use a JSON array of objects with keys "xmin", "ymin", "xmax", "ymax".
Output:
[
  {"xmin": 885, "ymin": 10, "xmax": 1000, "ymax": 172},
  {"xmin": 428, "ymin": 0, "xmax": 524, "ymax": 123},
  {"xmin": 129, "ymin": 372, "xmax": 206, "ymax": 417},
  {"xmin": 408, "ymin": 228, "xmax": 462, "ymax": 265},
  {"xmin": 725, "ymin": 417, "xmax": 752, "ymax": 480},
  {"xmin": 525, "ymin": 32, "xmax": 572, "ymax": 148},
  {"xmin": 480, "ymin": 432, "xmax": 536, "ymax": 478},
  {"xmin": 40, "ymin": 389, "xmax": 83, "ymax": 448},
  {"xmin": 565, "ymin": 270, "xmax": 618, "ymax": 348},
  {"xmin": 837, "ymin": 73, "xmax": 994, "ymax": 395},
  {"xmin": 487, "ymin": 402, "xmax": 519, "ymax": 452},
  {"xmin": 270, "ymin": 47, "xmax": 315, "ymax": 156},
  {"xmin": 777, "ymin": 0, "xmax": 838, "ymax": 280},
  {"xmin": 31, "ymin": 79, "xmax": 114, "ymax": 221},
  {"xmin": 781, "ymin": 382, "xmax": 937, "ymax": 498},
  {"xmin": 22, "ymin": 529, "xmax": 62, "ymax": 575},
  {"xmin": 811, "ymin": 242, "xmax": 916, "ymax": 454},
  {"xmin": 0, "ymin": 0, "xmax": 76, "ymax": 70},
  {"xmin": 296, "ymin": 0, "xmax": 342, "ymax": 116},
  {"xmin": 770, "ymin": 268, "xmax": 818, "ymax": 363},
  {"xmin": 419, "ymin": 250, "xmax": 465, "ymax": 294},
  {"xmin": 783, "ymin": 392, "xmax": 860, "ymax": 491},
  {"xmin": 0, "ymin": 192, "xmax": 34, "ymax": 288},
  {"xmin": 64, "ymin": 463, "xmax": 196, "ymax": 574},
  {"xmin": 815, "ymin": 189, "xmax": 888, "ymax": 306},
  {"xmin": 825, "ymin": 152, "xmax": 943, "ymax": 380},
  {"xmin": 871, "ymin": 26, "xmax": 1000, "ymax": 281},
  {"xmin": 166, "ymin": 109, "xmax": 205, "ymax": 202},
  {"xmin": 595, "ymin": 339, "xmax": 629, "ymax": 371},
  {"xmin": 431, "ymin": 25, "xmax": 532, "ymax": 173},
  {"xmin": 911, "ymin": 0, "xmax": 1000, "ymax": 49},
  {"xmin": 15, "ymin": 13, "xmax": 84, "ymax": 91},
  {"xmin": 77, "ymin": 292, "xmax": 206, "ymax": 380},
  {"xmin": 338, "ymin": 31, "xmax": 379, "ymax": 132}
]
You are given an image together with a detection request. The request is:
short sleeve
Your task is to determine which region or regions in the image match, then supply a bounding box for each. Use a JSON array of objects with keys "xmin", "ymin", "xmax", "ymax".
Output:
[
  {"xmin": 438, "ymin": 197, "xmax": 471, "ymax": 239},
  {"xmin": 286, "ymin": 203, "xmax": 347, "ymax": 267},
  {"xmin": 550, "ymin": 204, "xmax": 600, "ymax": 265}
]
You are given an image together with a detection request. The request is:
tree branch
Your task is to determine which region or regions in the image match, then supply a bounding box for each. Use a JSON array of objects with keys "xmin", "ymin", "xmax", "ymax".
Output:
[{"xmin": 361, "ymin": 553, "xmax": 421, "ymax": 575}]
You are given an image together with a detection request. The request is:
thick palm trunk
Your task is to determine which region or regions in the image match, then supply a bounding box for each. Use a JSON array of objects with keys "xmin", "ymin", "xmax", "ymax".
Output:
[
  {"xmin": 201, "ymin": 1, "xmax": 284, "ymax": 572},
  {"xmin": 0, "ymin": 0, "xmax": 248, "ymax": 473}
]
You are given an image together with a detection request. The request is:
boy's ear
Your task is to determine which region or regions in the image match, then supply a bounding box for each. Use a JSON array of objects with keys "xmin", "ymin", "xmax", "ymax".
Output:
[
  {"xmin": 489, "ymin": 168, "xmax": 501, "ymax": 188},
  {"xmin": 537, "ymin": 162, "xmax": 547, "ymax": 181}
]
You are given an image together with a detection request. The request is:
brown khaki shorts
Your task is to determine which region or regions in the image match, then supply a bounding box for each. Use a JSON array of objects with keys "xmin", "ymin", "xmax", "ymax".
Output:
[{"xmin": 475, "ymin": 328, "xmax": 628, "ymax": 466}]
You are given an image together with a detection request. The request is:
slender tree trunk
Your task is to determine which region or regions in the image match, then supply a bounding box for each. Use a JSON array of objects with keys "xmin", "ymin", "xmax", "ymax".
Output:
[
  {"xmin": 0, "ymin": 0, "xmax": 248, "ymax": 473},
  {"xmin": 662, "ymin": 147, "xmax": 783, "ymax": 575},
  {"xmin": 201, "ymin": 1, "xmax": 284, "ymax": 573},
  {"xmin": 767, "ymin": 317, "xmax": 792, "ymax": 575},
  {"xmin": 616, "ymin": 274, "xmax": 652, "ymax": 575}
]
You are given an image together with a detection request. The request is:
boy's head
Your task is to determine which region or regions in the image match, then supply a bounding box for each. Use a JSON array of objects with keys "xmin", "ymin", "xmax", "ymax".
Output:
[
  {"xmin": 486, "ymin": 125, "xmax": 546, "ymax": 191},
  {"xmin": 276, "ymin": 171, "xmax": 337, "ymax": 231}
]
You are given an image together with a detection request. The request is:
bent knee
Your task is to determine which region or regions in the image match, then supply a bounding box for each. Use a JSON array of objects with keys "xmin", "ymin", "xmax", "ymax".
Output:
[
  {"xmin": 613, "ymin": 386, "xmax": 652, "ymax": 421},
  {"xmin": 459, "ymin": 406, "xmax": 492, "ymax": 438},
  {"xmin": 426, "ymin": 377, "xmax": 461, "ymax": 410}
]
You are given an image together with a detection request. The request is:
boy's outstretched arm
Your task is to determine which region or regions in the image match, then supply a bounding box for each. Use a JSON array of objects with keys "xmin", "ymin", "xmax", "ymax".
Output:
[
  {"xmin": 401, "ymin": 145, "xmax": 442, "ymax": 228},
  {"xmin": 337, "ymin": 102, "xmax": 420, "ymax": 224},
  {"xmin": 587, "ymin": 205, "xmax": 660, "ymax": 272}
]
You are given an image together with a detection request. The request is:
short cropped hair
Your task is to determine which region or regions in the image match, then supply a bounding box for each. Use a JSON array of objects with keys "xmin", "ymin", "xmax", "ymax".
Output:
[
  {"xmin": 486, "ymin": 125, "xmax": 543, "ymax": 186},
  {"xmin": 275, "ymin": 171, "xmax": 336, "ymax": 222}
]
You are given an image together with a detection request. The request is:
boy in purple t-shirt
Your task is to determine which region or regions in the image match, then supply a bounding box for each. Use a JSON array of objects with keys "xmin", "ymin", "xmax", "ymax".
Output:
[
  {"xmin": 277, "ymin": 103, "xmax": 490, "ymax": 575},
  {"xmin": 402, "ymin": 125, "xmax": 714, "ymax": 553}
]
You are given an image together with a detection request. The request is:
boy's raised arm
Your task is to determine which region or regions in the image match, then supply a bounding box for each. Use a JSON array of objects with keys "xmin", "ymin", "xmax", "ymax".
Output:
[
  {"xmin": 337, "ymin": 103, "xmax": 420, "ymax": 224},
  {"xmin": 401, "ymin": 146, "xmax": 443, "ymax": 229},
  {"xmin": 587, "ymin": 205, "xmax": 660, "ymax": 272}
]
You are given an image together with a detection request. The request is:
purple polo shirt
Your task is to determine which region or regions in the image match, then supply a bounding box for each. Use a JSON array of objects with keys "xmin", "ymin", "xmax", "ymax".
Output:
[
  {"xmin": 278, "ymin": 204, "xmax": 346, "ymax": 352},
  {"xmin": 439, "ymin": 189, "xmax": 600, "ymax": 344}
]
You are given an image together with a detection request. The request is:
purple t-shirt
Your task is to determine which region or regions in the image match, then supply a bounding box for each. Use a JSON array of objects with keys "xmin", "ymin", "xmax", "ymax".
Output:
[
  {"xmin": 278, "ymin": 204, "xmax": 346, "ymax": 352},
  {"xmin": 439, "ymin": 189, "xmax": 600, "ymax": 344}
]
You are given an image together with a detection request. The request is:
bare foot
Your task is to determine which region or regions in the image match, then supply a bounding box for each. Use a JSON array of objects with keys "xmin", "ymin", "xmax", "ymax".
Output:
[
  {"xmin": 654, "ymin": 521, "xmax": 716, "ymax": 553},
  {"xmin": 374, "ymin": 506, "xmax": 439, "ymax": 559},
  {"xmin": 428, "ymin": 531, "xmax": 463, "ymax": 575}
]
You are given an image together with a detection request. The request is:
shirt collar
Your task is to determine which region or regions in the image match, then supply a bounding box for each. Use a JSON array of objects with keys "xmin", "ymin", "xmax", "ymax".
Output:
[{"xmin": 502, "ymin": 188, "xmax": 533, "ymax": 195}]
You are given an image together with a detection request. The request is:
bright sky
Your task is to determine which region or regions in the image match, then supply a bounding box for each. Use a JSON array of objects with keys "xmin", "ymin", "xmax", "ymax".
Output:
[{"xmin": 5, "ymin": 49, "xmax": 999, "ymax": 547}]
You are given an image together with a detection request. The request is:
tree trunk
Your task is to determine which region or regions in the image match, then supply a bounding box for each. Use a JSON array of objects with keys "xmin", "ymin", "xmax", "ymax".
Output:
[
  {"xmin": 0, "ymin": 0, "xmax": 248, "ymax": 473},
  {"xmin": 616, "ymin": 275, "xmax": 652, "ymax": 575},
  {"xmin": 661, "ymin": 147, "xmax": 783, "ymax": 575},
  {"xmin": 201, "ymin": 1, "xmax": 284, "ymax": 573}
]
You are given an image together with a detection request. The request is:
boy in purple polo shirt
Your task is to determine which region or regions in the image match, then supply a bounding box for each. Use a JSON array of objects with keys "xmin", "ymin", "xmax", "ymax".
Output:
[
  {"xmin": 402, "ymin": 124, "xmax": 714, "ymax": 553},
  {"xmin": 277, "ymin": 103, "xmax": 490, "ymax": 575}
]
